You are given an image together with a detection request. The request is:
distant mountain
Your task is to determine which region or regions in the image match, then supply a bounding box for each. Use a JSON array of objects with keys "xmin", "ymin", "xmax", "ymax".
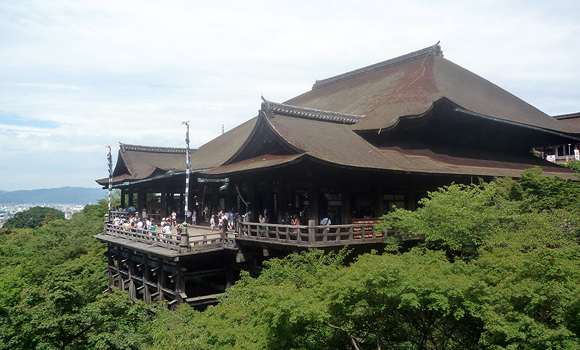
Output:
[{"xmin": 0, "ymin": 187, "xmax": 107, "ymax": 205}]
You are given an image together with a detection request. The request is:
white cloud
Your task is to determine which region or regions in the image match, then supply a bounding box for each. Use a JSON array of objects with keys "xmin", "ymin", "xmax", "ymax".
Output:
[{"xmin": 0, "ymin": 0, "xmax": 579, "ymax": 190}]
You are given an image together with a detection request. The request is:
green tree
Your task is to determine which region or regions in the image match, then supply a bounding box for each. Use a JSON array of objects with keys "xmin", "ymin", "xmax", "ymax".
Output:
[
  {"xmin": 0, "ymin": 199, "xmax": 151, "ymax": 349},
  {"xmin": 3, "ymin": 206, "xmax": 65, "ymax": 229}
]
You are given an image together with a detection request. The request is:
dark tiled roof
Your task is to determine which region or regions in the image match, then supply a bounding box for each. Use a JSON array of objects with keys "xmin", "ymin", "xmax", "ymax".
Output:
[
  {"xmin": 553, "ymin": 112, "xmax": 580, "ymax": 131},
  {"xmin": 285, "ymin": 44, "xmax": 580, "ymax": 135},
  {"xmin": 96, "ymin": 143, "xmax": 188, "ymax": 185},
  {"xmin": 312, "ymin": 43, "xmax": 443, "ymax": 90},
  {"xmin": 206, "ymin": 110, "xmax": 577, "ymax": 179},
  {"xmin": 189, "ymin": 117, "xmax": 258, "ymax": 171},
  {"xmin": 98, "ymin": 45, "xmax": 580, "ymax": 185},
  {"xmin": 204, "ymin": 154, "xmax": 305, "ymax": 175}
]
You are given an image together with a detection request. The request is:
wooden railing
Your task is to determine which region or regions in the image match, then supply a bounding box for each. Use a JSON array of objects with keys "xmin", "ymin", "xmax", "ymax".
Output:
[
  {"xmin": 238, "ymin": 220, "xmax": 386, "ymax": 246},
  {"xmin": 102, "ymin": 218, "xmax": 387, "ymax": 252},
  {"xmin": 103, "ymin": 223, "xmax": 232, "ymax": 253}
]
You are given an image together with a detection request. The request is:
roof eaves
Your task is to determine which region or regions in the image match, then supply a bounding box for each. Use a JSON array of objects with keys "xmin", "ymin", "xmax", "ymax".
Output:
[
  {"xmin": 110, "ymin": 169, "xmax": 207, "ymax": 188},
  {"xmin": 454, "ymin": 108, "xmax": 580, "ymax": 142},
  {"xmin": 553, "ymin": 112, "xmax": 580, "ymax": 120}
]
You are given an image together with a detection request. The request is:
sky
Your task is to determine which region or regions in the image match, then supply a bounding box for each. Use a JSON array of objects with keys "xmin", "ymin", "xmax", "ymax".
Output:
[{"xmin": 1, "ymin": 0, "xmax": 579, "ymax": 191}]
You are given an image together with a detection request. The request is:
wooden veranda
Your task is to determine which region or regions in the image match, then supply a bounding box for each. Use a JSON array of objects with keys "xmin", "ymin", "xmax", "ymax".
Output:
[{"xmin": 95, "ymin": 211, "xmax": 392, "ymax": 308}]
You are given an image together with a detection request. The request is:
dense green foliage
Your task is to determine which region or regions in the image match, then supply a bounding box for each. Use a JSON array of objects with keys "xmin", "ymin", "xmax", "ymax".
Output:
[
  {"xmin": 3, "ymin": 168, "xmax": 580, "ymax": 349},
  {"xmin": 3, "ymin": 206, "xmax": 65, "ymax": 229},
  {"xmin": 141, "ymin": 167, "xmax": 580, "ymax": 349},
  {"xmin": 0, "ymin": 199, "xmax": 149, "ymax": 350}
]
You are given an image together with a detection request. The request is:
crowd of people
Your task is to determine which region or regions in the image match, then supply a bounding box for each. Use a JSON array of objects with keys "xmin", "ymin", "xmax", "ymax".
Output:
[
  {"xmin": 111, "ymin": 210, "xmax": 185, "ymax": 239},
  {"xmin": 110, "ymin": 206, "xmax": 321, "ymax": 238}
]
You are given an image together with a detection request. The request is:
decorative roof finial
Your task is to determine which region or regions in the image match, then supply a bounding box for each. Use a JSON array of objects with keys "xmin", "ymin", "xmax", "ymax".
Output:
[
  {"xmin": 261, "ymin": 95, "xmax": 271, "ymax": 110},
  {"xmin": 433, "ymin": 40, "xmax": 443, "ymax": 57}
]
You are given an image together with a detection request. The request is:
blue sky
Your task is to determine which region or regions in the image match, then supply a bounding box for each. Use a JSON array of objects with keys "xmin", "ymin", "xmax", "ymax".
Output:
[{"xmin": 0, "ymin": 0, "xmax": 579, "ymax": 191}]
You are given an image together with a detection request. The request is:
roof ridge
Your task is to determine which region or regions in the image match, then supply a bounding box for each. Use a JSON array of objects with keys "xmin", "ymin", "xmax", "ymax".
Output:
[
  {"xmin": 312, "ymin": 42, "xmax": 443, "ymax": 90},
  {"xmin": 553, "ymin": 112, "xmax": 580, "ymax": 120},
  {"xmin": 120, "ymin": 143, "xmax": 187, "ymax": 154},
  {"xmin": 260, "ymin": 99, "xmax": 364, "ymax": 124}
]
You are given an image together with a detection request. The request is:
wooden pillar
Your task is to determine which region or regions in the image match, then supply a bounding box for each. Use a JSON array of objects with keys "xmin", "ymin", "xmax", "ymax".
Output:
[
  {"xmin": 342, "ymin": 189, "xmax": 352, "ymax": 224},
  {"xmin": 247, "ymin": 183, "xmax": 257, "ymax": 221},
  {"xmin": 375, "ymin": 185, "xmax": 384, "ymax": 218},
  {"xmin": 175, "ymin": 263, "xmax": 186, "ymax": 304},
  {"xmin": 226, "ymin": 264, "xmax": 236, "ymax": 289},
  {"xmin": 121, "ymin": 189, "xmax": 126, "ymax": 208},
  {"xmin": 138, "ymin": 190, "xmax": 146, "ymax": 215},
  {"xmin": 107, "ymin": 244, "xmax": 116, "ymax": 292},
  {"xmin": 161, "ymin": 190, "xmax": 167, "ymax": 219},
  {"xmin": 266, "ymin": 188, "xmax": 275, "ymax": 222},
  {"xmin": 169, "ymin": 193, "xmax": 175, "ymax": 214},
  {"xmin": 179, "ymin": 191, "xmax": 184, "ymax": 219},
  {"xmin": 308, "ymin": 182, "xmax": 320, "ymax": 224},
  {"xmin": 308, "ymin": 219, "xmax": 316, "ymax": 244},
  {"xmin": 117, "ymin": 250, "xmax": 128, "ymax": 292},
  {"xmin": 128, "ymin": 189, "xmax": 134, "ymax": 207},
  {"xmin": 127, "ymin": 252, "xmax": 136, "ymax": 301},
  {"xmin": 157, "ymin": 261, "xmax": 166, "ymax": 302},
  {"xmin": 142, "ymin": 256, "xmax": 152, "ymax": 304},
  {"xmin": 277, "ymin": 185, "xmax": 288, "ymax": 224}
]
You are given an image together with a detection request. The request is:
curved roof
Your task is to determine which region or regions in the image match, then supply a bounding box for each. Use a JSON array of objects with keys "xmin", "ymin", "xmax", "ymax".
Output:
[
  {"xmin": 189, "ymin": 117, "xmax": 258, "ymax": 171},
  {"xmin": 204, "ymin": 107, "xmax": 577, "ymax": 179},
  {"xmin": 285, "ymin": 44, "xmax": 580, "ymax": 135},
  {"xmin": 96, "ymin": 144, "xmax": 186, "ymax": 185}
]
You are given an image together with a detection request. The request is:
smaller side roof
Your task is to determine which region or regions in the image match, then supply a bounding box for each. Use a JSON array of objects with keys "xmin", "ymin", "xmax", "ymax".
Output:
[
  {"xmin": 96, "ymin": 143, "xmax": 187, "ymax": 186},
  {"xmin": 553, "ymin": 112, "xmax": 580, "ymax": 130},
  {"xmin": 189, "ymin": 117, "xmax": 258, "ymax": 171}
]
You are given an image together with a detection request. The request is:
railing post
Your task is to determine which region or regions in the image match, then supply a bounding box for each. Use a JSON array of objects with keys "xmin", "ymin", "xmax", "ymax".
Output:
[
  {"xmin": 180, "ymin": 223, "xmax": 189, "ymax": 252},
  {"xmin": 221, "ymin": 222, "xmax": 227, "ymax": 243},
  {"xmin": 308, "ymin": 220, "xmax": 315, "ymax": 244}
]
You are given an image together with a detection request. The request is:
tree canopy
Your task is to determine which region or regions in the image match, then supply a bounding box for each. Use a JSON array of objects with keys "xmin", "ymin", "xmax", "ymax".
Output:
[
  {"xmin": 0, "ymin": 199, "xmax": 149, "ymax": 350},
  {"xmin": 3, "ymin": 206, "xmax": 65, "ymax": 229},
  {"xmin": 3, "ymin": 168, "xmax": 580, "ymax": 349},
  {"xmin": 143, "ymin": 168, "xmax": 580, "ymax": 349}
]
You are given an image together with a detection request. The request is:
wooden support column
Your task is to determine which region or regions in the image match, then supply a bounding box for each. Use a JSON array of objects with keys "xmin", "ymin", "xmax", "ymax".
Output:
[
  {"xmin": 247, "ymin": 183, "xmax": 257, "ymax": 221},
  {"xmin": 128, "ymin": 189, "xmax": 135, "ymax": 207},
  {"xmin": 138, "ymin": 190, "xmax": 146, "ymax": 216},
  {"xmin": 107, "ymin": 244, "xmax": 116, "ymax": 292},
  {"xmin": 121, "ymin": 189, "xmax": 126, "ymax": 208},
  {"xmin": 229, "ymin": 186, "xmax": 236, "ymax": 212},
  {"xmin": 117, "ymin": 250, "xmax": 128, "ymax": 292},
  {"xmin": 157, "ymin": 261, "xmax": 166, "ymax": 302},
  {"xmin": 375, "ymin": 185, "xmax": 384, "ymax": 218},
  {"xmin": 175, "ymin": 262, "xmax": 187, "ymax": 304},
  {"xmin": 308, "ymin": 182, "xmax": 320, "ymax": 224},
  {"xmin": 342, "ymin": 189, "xmax": 352, "ymax": 224},
  {"xmin": 226, "ymin": 264, "xmax": 236, "ymax": 289},
  {"xmin": 142, "ymin": 256, "xmax": 152, "ymax": 304},
  {"xmin": 160, "ymin": 190, "xmax": 167, "ymax": 219},
  {"xmin": 179, "ymin": 191, "xmax": 184, "ymax": 219},
  {"xmin": 127, "ymin": 252, "xmax": 137, "ymax": 301},
  {"xmin": 277, "ymin": 185, "xmax": 290, "ymax": 224}
]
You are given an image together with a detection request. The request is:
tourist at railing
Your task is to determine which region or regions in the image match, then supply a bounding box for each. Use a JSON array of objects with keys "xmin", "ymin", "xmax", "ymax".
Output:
[{"xmin": 292, "ymin": 214, "xmax": 300, "ymax": 234}]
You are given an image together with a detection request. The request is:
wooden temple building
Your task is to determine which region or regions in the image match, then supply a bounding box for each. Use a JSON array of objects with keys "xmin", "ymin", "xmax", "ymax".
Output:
[{"xmin": 95, "ymin": 43, "xmax": 580, "ymax": 307}]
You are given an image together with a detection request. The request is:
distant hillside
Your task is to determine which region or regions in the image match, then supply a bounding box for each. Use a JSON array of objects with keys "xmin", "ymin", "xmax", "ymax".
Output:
[{"xmin": 0, "ymin": 187, "xmax": 107, "ymax": 205}]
